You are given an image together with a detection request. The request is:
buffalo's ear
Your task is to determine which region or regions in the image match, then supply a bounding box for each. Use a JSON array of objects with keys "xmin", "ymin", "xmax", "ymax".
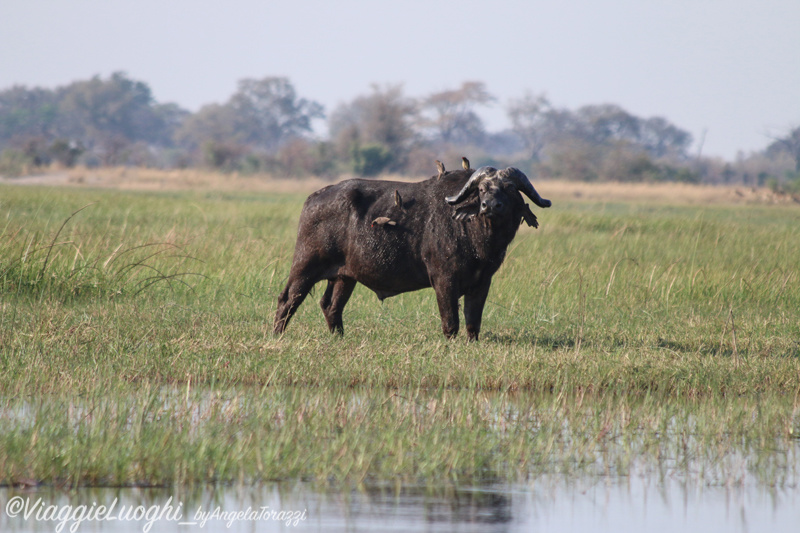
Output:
[
  {"xmin": 521, "ymin": 203, "xmax": 539, "ymax": 228},
  {"xmin": 452, "ymin": 202, "xmax": 480, "ymax": 222}
]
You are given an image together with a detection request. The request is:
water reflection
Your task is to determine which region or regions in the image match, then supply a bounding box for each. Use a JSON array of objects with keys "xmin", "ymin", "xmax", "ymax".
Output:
[{"xmin": 1, "ymin": 478, "xmax": 797, "ymax": 532}]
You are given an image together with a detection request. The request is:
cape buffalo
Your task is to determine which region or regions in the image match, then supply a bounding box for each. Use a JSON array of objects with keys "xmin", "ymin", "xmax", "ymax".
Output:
[{"xmin": 274, "ymin": 165, "xmax": 551, "ymax": 340}]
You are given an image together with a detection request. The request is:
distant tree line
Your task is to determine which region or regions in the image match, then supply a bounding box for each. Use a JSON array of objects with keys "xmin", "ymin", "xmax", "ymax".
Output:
[{"xmin": 1, "ymin": 72, "xmax": 798, "ymax": 188}]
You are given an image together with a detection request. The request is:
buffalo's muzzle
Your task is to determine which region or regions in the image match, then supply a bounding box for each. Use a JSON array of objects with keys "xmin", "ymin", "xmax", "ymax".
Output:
[{"xmin": 480, "ymin": 199, "xmax": 505, "ymax": 217}]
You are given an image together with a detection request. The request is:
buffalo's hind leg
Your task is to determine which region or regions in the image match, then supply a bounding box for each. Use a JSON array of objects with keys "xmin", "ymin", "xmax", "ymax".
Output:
[
  {"xmin": 274, "ymin": 273, "xmax": 317, "ymax": 335},
  {"xmin": 320, "ymin": 277, "xmax": 356, "ymax": 335}
]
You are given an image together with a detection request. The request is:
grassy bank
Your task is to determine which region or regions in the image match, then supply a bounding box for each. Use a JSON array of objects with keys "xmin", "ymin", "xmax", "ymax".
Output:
[
  {"xmin": 2, "ymin": 184, "xmax": 799, "ymax": 395},
  {"xmin": 1, "ymin": 180, "xmax": 799, "ymax": 486}
]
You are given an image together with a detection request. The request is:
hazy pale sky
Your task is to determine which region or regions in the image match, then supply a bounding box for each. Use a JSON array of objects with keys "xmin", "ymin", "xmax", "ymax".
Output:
[{"xmin": 1, "ymin": 0, "xmax": 798, "ymax": 159}]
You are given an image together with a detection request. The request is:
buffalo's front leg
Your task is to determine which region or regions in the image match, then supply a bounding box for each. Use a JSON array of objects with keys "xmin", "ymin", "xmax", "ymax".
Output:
[
  {"xmin": 464, "ymin": 280, "xmax": 492, "ymax": 342},
  {"xmin": 432, "ymin": 279, "xmax": 460, "ymax": 339},
  {"xmin": 320, "ymin": 277, "xmax": 356, "ymax": 335}
]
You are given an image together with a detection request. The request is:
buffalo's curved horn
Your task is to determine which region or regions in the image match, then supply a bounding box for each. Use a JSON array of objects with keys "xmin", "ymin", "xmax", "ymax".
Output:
[
  {"xmin": 445, "ymin": 166, "xmax": 496, "ymax": 205},
  {"xmin": 500, "ymin": 167, "xmax": 552, "ymax": 208}
]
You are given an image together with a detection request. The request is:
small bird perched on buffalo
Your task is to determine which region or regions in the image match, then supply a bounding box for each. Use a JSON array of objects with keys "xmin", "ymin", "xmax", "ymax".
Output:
[
  {"xmin": 394, "ymin": 189, "xmax": 402, "ymax": 209},
  {"xmin": 461, "ymin": 156, "xmax": 470, "ymax": 170},
  {"xmin": 371, "ymin": 217, "xmax": 396, "ymax": 227},
  {"xmin": 435, "ymin": 160, "xmax": 445, "ymax": 178}
]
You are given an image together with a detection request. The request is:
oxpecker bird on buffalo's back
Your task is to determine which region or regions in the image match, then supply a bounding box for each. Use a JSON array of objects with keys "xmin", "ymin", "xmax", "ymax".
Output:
[{"xmin": 274, "ymin": 164, "xmax": 551, "ymax": 340}]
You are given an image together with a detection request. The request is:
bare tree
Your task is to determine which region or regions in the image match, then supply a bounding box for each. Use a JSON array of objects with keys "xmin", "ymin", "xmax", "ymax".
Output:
[
  {"xmin": 421, "ymin": 81, "xmax": 495, "ymax": 146},
  {"xmin": 328, "ymin": 84, "xmax": 417, "ymax": 173},
  {"xmin": 506, "ymin": 92, "xmax": 556, "ymax": 162}
]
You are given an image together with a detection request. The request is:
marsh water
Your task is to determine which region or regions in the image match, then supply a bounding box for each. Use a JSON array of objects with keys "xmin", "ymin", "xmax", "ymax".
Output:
[
  {"xmin": 3, "ymin": 387, "xmax": 800, "ymax": 532},
  {"xmin": 2, "ymin": 477, "xmax": 799, "ymax": 533}
]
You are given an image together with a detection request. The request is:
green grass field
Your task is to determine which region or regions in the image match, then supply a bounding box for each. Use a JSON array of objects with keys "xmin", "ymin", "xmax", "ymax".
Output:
[{"xmin": 1, "ymin": 181, "xmax": 799, "ymax": 488}]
